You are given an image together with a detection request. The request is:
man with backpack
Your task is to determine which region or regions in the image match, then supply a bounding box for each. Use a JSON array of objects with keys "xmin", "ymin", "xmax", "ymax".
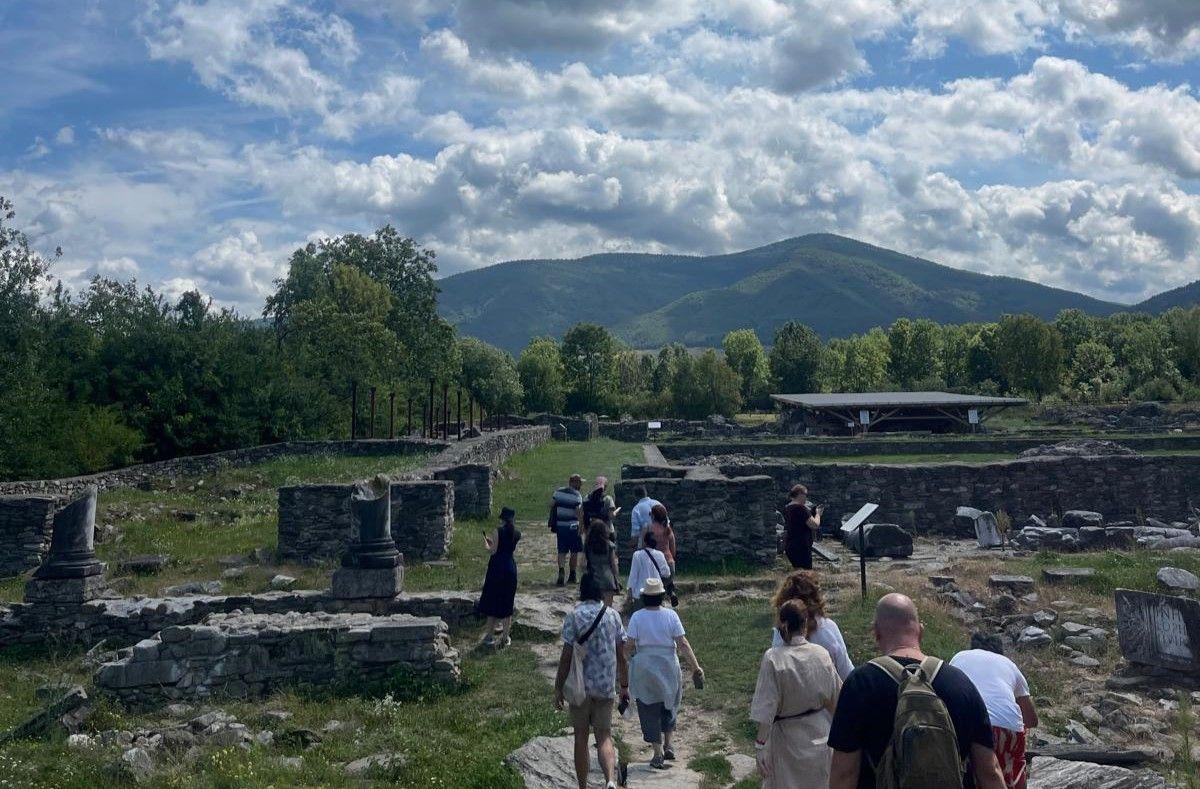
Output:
[
  {"xmin": 828, "ymin": 594, "xmax": 1007, "ymax": 789},
  {"xmin": 549, "ymin": 473, "xmax": 585, "ymax": 586},
  {"xmin": 554, "ymin": 576, "xmax": 630, "ymax": 789}
]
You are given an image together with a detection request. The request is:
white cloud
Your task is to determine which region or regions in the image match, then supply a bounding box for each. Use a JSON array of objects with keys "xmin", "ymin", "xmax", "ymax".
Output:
[{"xmin": 55, "ymin": 126, "xmax": 76, "ymax": 145}]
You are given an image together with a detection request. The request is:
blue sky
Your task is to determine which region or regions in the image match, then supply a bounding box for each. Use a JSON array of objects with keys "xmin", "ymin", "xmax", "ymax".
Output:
[{"xmin": 2, "ymin": 0, "xmax": 1199, "ymax": 314}]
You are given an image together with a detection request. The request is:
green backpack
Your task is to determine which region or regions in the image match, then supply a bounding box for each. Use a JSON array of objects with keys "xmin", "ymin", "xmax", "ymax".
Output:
[{"xmin": 869, "ymin": 656, "xmax": 964, "ymax": 789}]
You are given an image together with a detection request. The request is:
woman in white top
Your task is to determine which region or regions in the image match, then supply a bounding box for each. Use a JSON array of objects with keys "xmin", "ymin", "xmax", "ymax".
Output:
[
  {"xmin": 768, "ymin": 570, "xmax": 853, "ymax": 679},
  {"xmin": 627, "ymin": 531, "xmax": 672, "ymax": 603},
  {"xmin": 625, "ymin": 577, "xmax": 703, "ymax": 770}
]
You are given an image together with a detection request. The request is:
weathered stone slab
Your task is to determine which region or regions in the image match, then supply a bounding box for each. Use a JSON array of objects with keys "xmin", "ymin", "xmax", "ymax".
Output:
[
  {"xmin": 1028, "ymin": 756, "xmax": 1165, "ymax": 788},
  {"xmin": 0, "ymin": 685, "xmax": 88, "ymax": 744},
  {"xmin": 990, "ymin": 575, "xmax": 1036, "ymax": 594},
  {"xmin": 956, "ymin": 507, "xmax": 1002, "ymax": 548},
  {"xmin": 1043, "ymin": 567, "xmax": 1096, "ymax": 584},
  {"xmin": 1115, "ymin": 588, "xmax": 1200, "ymax": 674},
  {"xmin": 332, "ymin": 566, "xmax": 404, "ymax": 600},
  {"xmin": 842, "ymin": 523, "xmax": 913, "ymax": 558},
  {"xmin": 1062, "ymin": 510, "xmax": 1104, "ymax": 529}
]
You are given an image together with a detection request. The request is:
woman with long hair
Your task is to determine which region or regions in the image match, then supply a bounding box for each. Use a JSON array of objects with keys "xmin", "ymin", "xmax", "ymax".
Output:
[
  {"xmin": 583, "ymin": 517, "xmax": 620, "ymax": 605},
  {"xmin": 750, "ymin": 598, "xmax": 840, "ymax": 786},
  {"xmin": 648, "ymin": 503, "xmax": 677, "ymax": 574},
  {"xmin": 477, "ymin": 506, "xmax": 521, "ymax": 648},
  {"xmin": 769, "ymin": 570, "xmax": 853, "ymax": 678}
]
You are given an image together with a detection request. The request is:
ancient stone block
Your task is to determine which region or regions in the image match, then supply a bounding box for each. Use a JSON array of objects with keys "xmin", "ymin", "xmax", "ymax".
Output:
[
  {"xmin": 1042, "ymin": 567, "xmax": 1096, "ymax": 584},
  {"xmin": 1116, "ymin": 589, "xmax": 1200, "ymax": 674},
  {"xmin": 1062, "ymin": 510, "xmax": 1104, "ymax": 529},
  {"xmin": 432, "ymin": 464, "xmax": 491, "ymax": 519},
  {"xmin": 332, "ymin": 567, "xmax": 404, "ymax": 600},
  {"xmin": 842, "ymin": 523, "xmax": 914, "ymax": 558},
  {"xmin": 989, "ymin": 575, "xmax": 1036, "ymax": 594},
  {"xmin": 0, "ymin": 495, "xmax": 57, "ymax": 578}
]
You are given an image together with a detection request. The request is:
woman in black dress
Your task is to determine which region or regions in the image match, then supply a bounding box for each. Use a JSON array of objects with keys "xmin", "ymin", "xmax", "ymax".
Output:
[
  {"xmin": 478, "ymin": 506, "xmax": 521, "ymax": 649},
  {"xmin": 783, "ymin": 485, "xmax": 821, "ymax": 570}
]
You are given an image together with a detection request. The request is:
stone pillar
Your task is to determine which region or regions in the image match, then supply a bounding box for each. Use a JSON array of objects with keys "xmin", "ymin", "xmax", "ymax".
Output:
[
  {"xmin": 332, "ymin": 476, "xmax": 404, "ymax": 599},
  {"xmin": 24, "ymin": 486, "xmax": 110, "ymax": 604}
]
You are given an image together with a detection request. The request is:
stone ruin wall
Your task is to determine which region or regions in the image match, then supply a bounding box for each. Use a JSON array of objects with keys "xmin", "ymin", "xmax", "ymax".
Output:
[
  {"xmin": 612, "ymin": 474, "xmax": 777, "ymax": 566},
  {"xmin": 709, "ymin": 454, "xmax": 1200, "ymax": 534},
  {"xmin": 277, "ymin": 480, "xmax": 453, "ymax": 564},
  {"xmin": 94, "ymin": 612, "xmax": 460, "ymax": 708},
  {"xmin": 0, "ymin": 496, "xmax": 56, "ymax": 577}
]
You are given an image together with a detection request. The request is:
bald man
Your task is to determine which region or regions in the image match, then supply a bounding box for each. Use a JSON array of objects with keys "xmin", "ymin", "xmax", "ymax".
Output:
[{"xmin": 828, "ymin": 594, "xmax": 1007, "ymax": 789}]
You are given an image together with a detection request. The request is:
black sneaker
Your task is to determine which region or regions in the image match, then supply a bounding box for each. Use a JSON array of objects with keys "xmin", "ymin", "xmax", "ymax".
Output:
[
  {"xmin": 663, "ymin": 747, "xmax": 675, "ymax": 761},
  {"xmin": 650, "ymin": 755, "xmax": 668, "ymax": 770},
  {"xmin": 567, "ymin": 569, "xmax": 577, "ymax": 584},
  {"xmin": 556, "ymin": 569, "xmax": 565, "ymax": 586},
  {"xmin": 618, "ymin": 761, "xmax": 628, "ymax": 786}
]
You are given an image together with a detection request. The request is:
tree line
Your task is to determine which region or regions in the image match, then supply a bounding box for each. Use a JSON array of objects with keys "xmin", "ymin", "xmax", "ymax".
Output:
[{"xmin": 4, "ymin": 198, "xmax": 1200, "ymax": 480}]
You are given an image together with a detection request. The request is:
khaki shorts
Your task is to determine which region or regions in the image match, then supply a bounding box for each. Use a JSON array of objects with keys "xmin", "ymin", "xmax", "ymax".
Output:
[{"xmin": 570, "ymin": 696, "xmax": 615, "ymax": 731}]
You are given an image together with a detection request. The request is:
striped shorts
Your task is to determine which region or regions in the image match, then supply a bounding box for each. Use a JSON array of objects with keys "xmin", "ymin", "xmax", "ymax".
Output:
[{"xmin": 992, "ymin": 726, "xmax": 1027, "ymax": 789}]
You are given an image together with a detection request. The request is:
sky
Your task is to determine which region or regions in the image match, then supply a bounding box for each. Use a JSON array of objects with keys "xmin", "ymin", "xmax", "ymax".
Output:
[{"xmin": 2, "ymin": 1, "xmax": 1200, "ymax": 316}]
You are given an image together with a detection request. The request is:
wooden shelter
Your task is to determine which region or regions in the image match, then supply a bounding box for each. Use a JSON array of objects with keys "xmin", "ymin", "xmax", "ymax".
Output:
[{"xmin": 771, "ymin": 391, "xmax": 1027, "ymax": 435}]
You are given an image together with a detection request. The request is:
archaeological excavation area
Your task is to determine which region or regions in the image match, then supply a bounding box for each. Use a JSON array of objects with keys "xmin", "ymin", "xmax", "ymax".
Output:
[{"xmin": 1, "ymin": 407, "xmax": 1199, "ymax": 787}]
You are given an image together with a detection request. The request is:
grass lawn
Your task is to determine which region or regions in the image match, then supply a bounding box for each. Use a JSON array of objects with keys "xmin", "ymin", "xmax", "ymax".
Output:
[{"xmin": 1011, "ymin": 549, "xmax": 1200, "ymax": 596}]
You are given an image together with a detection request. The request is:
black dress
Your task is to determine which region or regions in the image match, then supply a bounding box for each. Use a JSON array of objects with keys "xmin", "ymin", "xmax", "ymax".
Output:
[
  {"xmin": 784, "ymin": 501, "xmax": 814, "ymax": 569},
  {"xmin": 478, "ymin": 525, "xmax": 521, "ymax": 618}
]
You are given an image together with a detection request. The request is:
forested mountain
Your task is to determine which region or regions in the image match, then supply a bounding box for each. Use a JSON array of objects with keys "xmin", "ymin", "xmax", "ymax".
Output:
[
  {"xmin": 437, "ymin": 234, "xmax": 1125, "ymax": 352},
  {"xmin": 1135, "ymin": 280, "xmax": 1200, "ymax": 313}
]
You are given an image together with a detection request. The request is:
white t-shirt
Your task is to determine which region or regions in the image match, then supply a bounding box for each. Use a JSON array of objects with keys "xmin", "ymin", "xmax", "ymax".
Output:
[
  {"xmin": 950, "ymin": 649, "xmax": 1031, "ymax": 732},
  {"xmin": 770, "ymin": 616, "xmax": 855, "ymax": 680},
  {"xmin": 628, "ymin": 547, "xmax": 672, "ymax": 598},
  {"xmin": 627, "ymin": 607, "xmax": 685, "ymax": 648}
]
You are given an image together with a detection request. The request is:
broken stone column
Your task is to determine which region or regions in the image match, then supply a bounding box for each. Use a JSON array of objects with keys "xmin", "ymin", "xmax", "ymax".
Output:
[
  {"xmin": 332, "ymin": 476, "xmax": 404, "ymax": 599},
  {"xmin": 24, "ymin": 486, "xmax": 110, "ymax": 605},
  {"xmin": 955, "ymin": 506, "xmax": 1003, "ymax": 548}
]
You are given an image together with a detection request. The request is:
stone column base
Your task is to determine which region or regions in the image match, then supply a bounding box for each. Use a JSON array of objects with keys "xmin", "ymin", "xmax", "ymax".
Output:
[
  {"xmin": 331, "ymin": 566, "xmax": 404, "ymax": 600},
  {"xmin": 24, "ymin": 572, "xmax": 111, "ymax": 605}
]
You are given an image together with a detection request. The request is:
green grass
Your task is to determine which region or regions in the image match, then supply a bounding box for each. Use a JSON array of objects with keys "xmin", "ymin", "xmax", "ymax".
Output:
[
  {"xmin": 488, "ymin": 438, "xmax": 643, "ymax": 518},
  {"xmin": 1013, "ymin": 549, "xmax": 1200, "ymax": 596}
]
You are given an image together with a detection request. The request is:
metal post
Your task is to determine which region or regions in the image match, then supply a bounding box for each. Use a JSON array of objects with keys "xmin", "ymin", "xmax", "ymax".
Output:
[
  {"xmin": 389, "ymin": 392, "xmax": 395, "ymax": 440},
  {"xmin": 858, "ymin": 523, "xmax": 868, "ymax": 600},
  {"xmin": 456, "ymin": 389, "xmax": 462, "ymax": 440},
  {"xmin": 350, "ymin": 380, "xmax": 358, "ymax": 440},
  {"xmin": 441, "ymin": 383, "xmax": 449, "ymax": 440},
  {"xmin": 427, "ymin": 378, "xmax": 435, "ymax": 439},
  {"xmin": 369, "ymin": 387, "xmax": 377, "ymax": 439}
]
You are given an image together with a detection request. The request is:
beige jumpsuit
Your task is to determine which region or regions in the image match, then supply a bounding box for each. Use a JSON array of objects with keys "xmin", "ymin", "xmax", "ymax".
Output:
[{"xmin": 749, "ymin": 638, "xmax": 841, "ymax": 788}]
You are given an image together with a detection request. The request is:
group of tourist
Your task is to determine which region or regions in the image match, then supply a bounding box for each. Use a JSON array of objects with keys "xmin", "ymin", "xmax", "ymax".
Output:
[{"xmin": 477, "ymin": 476, "xmax": 1039, "ymax": 789}]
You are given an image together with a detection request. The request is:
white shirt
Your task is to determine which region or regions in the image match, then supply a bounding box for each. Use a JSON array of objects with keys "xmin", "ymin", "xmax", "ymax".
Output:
[
  {"xmin": 627, "ymin": 607, "xmax": 685, "ymax": 648},
  {"xmin": 950, "ymin": 649, "xmax": 1031, "ymax": 732},
  {"xmin": 770, "ymin": 616, "xmax": 854, "ymax": 680},
  {"xmin": 630, "ymin": 497, "xmax": 660, "ymax": 541},
  {"xmin": 627, "ymin": 547, "xmax": 672, "ymax": 597}
]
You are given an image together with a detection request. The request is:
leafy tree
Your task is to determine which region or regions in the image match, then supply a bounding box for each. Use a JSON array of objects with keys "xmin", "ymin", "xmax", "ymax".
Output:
[
  {"xmin": 517, "ymin": 337, "xmax": 566, "ymax": 413},
  {"xmin": 1115, "ymin": 319, "xmax": 1176, "ymax": 385},
  {"xmin": 939, "ymin": 324, "xmax": 975, "ymax": 389},
  {"xmin": 722, "ymin": 329, "xmax": 770, "ymax": 406},
  {"xmin": 1165, "ymin": 307, "xmax": 1200, "ymax": 382},
  {"xmin": 1066, "ymin": 340, "xmax": 1123, "ymax": 402},
  {"xmin": 561, "ymin": 323, "xmax": 618, "ymax": 413},
  {"xmin": 1053, "ymin": 308, "xmax": 1101, "ymax": 360},
  {"xmin": 887, "ymin": 318, "xmax": 942, "ymax": 387},
  {"xmin": 459, "ymin": 337, "xmax": 523, "ymax": 415},
  {"xmin": 994, "ymin": 315, "xmax": 1064, "ymax": 399},
  {"xmin": 824, "ymin": 329, "xmax": 891, "ymax": 392},
  {"xmin": 668, "ymin": 349, "xmax": 741, "ymax": 418},
  {"xmin": 652, "ymin": 344, "xmax": 689, "ymax": 394},
  {"xmin": 769, "ymin": 321, "xmax": 823, "ymax": 393}
]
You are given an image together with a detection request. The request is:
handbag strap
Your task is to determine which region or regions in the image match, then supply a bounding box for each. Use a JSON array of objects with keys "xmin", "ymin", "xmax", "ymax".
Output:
[{"xmin": 576, "ymin": 604, "xmax": 609, "ymax": 646}]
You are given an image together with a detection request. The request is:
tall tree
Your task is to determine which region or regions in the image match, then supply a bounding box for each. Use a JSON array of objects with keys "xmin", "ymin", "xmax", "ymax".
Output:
[
  {"xmin": 459, "ymin": 337, "xmax": 523, "ymax": 415},
  {"xmin": 769, "ymin": 321, "xmax": 823, "ymax": 393},
  {"xmin": 560, "ymin": 323, "xmax": 618, "ymax": 413},
  {"xmin": 887, "ymin": 317, "xmax": 942, "ymax": 387},
  {"xmin": 517, "ymin": 337, "xmax": 566, "ymax": 413},
  {"xmin": 994, "ymin": 314, "xmax": 1065, "ymax": 399},
  {"xmin": 722, "ymin": 329, "xmax": 770, "ymax": 406},
  {"xmin": 668, "ymin": 349, "xmax": 741, "ymax": 418},
  {"xmin": 1166, "ymin": 307, "xmax": 1200, "ymax": 383}
]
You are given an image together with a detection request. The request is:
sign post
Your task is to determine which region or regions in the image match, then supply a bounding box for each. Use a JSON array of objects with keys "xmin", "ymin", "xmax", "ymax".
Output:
[{"xmin": 839, "ymin": 503, "xmax": 879, "ymax": 600}]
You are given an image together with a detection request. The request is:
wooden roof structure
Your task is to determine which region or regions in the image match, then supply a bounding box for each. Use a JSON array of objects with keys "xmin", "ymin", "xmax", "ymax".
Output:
[{"xmin": 771, "ymin": 391, "xmax": 1027, "ymax": 434}]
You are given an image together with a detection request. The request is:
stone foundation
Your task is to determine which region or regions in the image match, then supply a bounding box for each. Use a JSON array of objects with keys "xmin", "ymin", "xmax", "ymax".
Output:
[
  {"xmin": 95, "ymin": 611, "xmax": 459, "ymax": 708},
  {"xmin": 0, "ymin": 495, "xmax": 57, "ymax": 578},
  {"xmin": 433, "ymin": 464, "xmax": 491, "ymax": 519},
  {"xmin": 391, "ymin": 481, "xmax": 453, "ymax": 559},
  {"xmin": 613, "ymin": 473, "xmax": 776, "ymax": 565}
]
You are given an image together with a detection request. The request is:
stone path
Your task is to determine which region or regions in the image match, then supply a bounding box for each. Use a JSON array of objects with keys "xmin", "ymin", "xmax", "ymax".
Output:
[
  {"xmin": 642, "ymin": 444, "xmax": 669, "ymax": 466},
  {"xmin": 508, "ymin": 735, "xmax": 708, "ymax": 788}
]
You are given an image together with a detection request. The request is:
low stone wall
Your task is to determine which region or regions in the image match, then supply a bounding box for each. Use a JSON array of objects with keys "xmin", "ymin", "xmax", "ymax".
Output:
[
  {"xmin": 710, "ymin": 455, "xmax": 1200, "ymax": 535},
  {"xmin": 392, "ymin": 481, "xmax": 454, "ymax": 560},
  {"xmin": 0, "ymin": 589, "xmax": 483, "ymax": 653},
  {"xmin": 433, "ymin": 464, "xmax": 491, "ymax": 519},
  {"xmin": 657, "ymin": 432, "xmax": 1200, "ymax": 461},
  {"xmin": 0, "ymin": 495, "xmax": 57, "ymax": 577},
  {"xmin": 277, "ymin": 480, "xmax": 454, "ymax": 564},
  {"xmin": 612, "ymin": 474, "xmax": 777, "ymax": 566},
  {"xmin": 0, "ymin": 438, "xmax": 445, "ymax": 497},
  {"xmin": 598, "ymin": 421, "xmax": 650, "ymax": 442},
  {"xmin": 95, "ymin": 611, "xmax": 459, "ymax": 708},
  {"xmin": 530, "ymin": 414, "xmax": 597, "ymax": 441}
]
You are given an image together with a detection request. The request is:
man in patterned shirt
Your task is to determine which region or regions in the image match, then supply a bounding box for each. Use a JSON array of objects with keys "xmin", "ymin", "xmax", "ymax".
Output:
[{"xmin": 554, "ymin": 576, "xmax": 630, "ymax": 789}]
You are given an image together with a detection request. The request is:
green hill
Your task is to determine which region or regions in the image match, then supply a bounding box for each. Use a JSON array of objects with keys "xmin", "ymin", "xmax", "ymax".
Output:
[
  {"xmin": 437, "ymin": 234, "xmax": 1125, "ymax": 352},
  {"xmin": 1134, "ymin": 280, "xmax": 1200, "ymax": 313}
]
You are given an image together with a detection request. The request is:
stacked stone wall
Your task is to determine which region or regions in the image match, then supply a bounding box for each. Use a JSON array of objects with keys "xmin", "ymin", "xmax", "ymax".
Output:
[
  {"xmin": 530, "ymin": 414, "xmax": 597, "ymax": 441},
  {"xmin": 95, "ymin": 611, "xmax": 459, "ymax": 708},
  {"xmin": 612, "ymin": 475, "xmax": 776, "ymax": 566},
  {"xmin": 432, "ymin": 464, "xmax": 491, "ymax": 519},
  {"xmin": 0, "ymin": 496, "xmax": 57, "ymax": 577},
  {"xmin": 391, "ymin": 481, "xmax": 454, "ymax": 560},
  {"xmin": 598, "ymin": 421, "xmax": 650, "ymax": 442},
  {"xmin": 657, "ymin": 433, "xmax": 1200, "ymax": 461},
  {"xmin": 707, "ymin": 455, "xmax": 1200, "ymax": 535}
]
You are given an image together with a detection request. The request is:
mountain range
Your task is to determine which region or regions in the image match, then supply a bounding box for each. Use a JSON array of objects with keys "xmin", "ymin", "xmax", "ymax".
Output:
[{"xmin": 436, "ymin": 234, "xmax": 1197, "ymax": 353}]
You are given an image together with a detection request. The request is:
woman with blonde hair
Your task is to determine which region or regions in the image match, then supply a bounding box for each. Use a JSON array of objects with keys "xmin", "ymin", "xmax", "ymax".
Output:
[
  {"xmin": 750, "ymin": 598, "xmax": 841, "ymax": 786},
  {"xmin": 769, "ymin": 570, "xmax": 853, "ymax": 679}
]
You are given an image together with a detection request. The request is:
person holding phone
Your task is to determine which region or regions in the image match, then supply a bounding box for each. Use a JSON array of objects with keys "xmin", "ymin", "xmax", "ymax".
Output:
[
  {"xmin": 477, "ymin": 506, "xmax": 521, "ymax": 649},
  {"xmin": 783, "ymin": 484, "xmax": 821, "ymax": 570}
]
